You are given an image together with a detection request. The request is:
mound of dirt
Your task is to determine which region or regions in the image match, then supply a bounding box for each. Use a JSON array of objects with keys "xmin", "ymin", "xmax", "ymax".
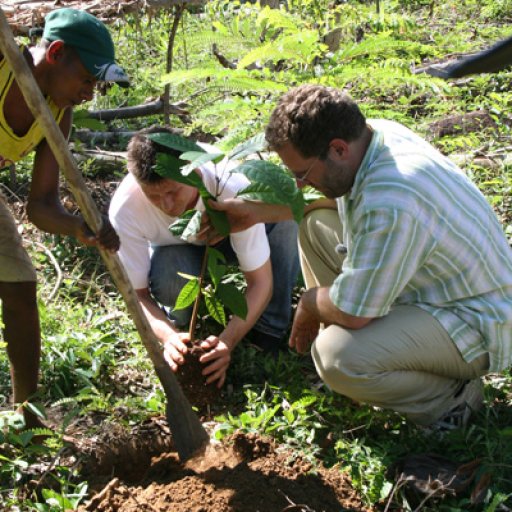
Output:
[{"xmin": 77, "ymin": 430, "xmax": 369, "ymax": 512}]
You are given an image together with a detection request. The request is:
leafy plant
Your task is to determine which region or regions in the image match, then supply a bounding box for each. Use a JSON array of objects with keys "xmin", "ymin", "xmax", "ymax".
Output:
[{"xmin": 150, "ymin": 130, "xmax": 303, "ymax": 337}]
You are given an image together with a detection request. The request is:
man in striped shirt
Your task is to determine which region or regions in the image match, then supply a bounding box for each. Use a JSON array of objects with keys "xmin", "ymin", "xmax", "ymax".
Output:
[{"xmin": 211, "ymin": 84, "xmax": 512, "ymax": 430}]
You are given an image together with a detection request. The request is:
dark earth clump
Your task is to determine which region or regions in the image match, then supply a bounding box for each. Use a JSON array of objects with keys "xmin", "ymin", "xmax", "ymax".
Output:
[{"xmin": 176, "ymin": 340, "xmax": 220, "ymax": 409}]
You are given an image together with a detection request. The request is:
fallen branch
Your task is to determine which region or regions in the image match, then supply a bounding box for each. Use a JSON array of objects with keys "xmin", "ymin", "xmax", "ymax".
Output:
[
  {"xmin": 73, "ymin": 130, "xmax": 137, "ymax": 146},
  {"xmin": 84, "ymin": 477, "xmax": 121, "ymax": 511},
  {"xmin": 71, "ymin": 148, "xmax": 128, "ymax": 174},
  {"xmin": 86, "ymin": 99, "xmax": 190, "ymax": 122},
  {"xmin": 212, "ymin": 43, "xmax": 236, "ymax": 69}
]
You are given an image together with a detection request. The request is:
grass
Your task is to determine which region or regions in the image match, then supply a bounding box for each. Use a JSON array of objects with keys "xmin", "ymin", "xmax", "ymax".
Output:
[{"xmin": 1, "ymin": 0, "xmax": 512, "ymax": 510}]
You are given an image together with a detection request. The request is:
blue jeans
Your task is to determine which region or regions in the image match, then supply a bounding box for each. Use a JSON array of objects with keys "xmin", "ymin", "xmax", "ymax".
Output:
[{"xmin": 149, "ymin": 220, "xmax": 300, "ymax": 338}]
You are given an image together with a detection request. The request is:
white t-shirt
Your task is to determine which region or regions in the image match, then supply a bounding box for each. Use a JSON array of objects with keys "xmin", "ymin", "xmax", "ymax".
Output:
[{"xmin": 109, "ymin": 164, "xmax": 270, "ymax": 289}]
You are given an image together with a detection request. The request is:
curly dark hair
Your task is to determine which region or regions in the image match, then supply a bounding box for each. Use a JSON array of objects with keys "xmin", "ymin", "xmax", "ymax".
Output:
[
  {"xmin": 126, "ymin": 126, "xmax": 182, "ymax": 183},
  {"xmin": 265, "ymin": 84, "xmax": 366, "ymax": 158}
]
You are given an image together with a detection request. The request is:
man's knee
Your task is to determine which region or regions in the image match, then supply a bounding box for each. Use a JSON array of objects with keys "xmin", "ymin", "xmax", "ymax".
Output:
[
  {"xmin": 311, "ymin": 325, "xmax": 363, "ymax": 391},
  {"xmin": 298, "ymin": 210, "xmax": 321, "ymax": 250}
]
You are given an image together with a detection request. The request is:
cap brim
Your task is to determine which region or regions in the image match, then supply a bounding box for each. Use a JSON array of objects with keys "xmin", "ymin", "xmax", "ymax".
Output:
[
  {"xmin": 103, "ymin": 63, "xmax": 131, "ymax": 88},
  {"xmin": 75, "ymin": 48, "xmax": 130, "ymax": 87}
]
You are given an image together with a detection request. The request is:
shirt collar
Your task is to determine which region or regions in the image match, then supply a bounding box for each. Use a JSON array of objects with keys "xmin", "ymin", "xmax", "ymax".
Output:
[{"xmin": 347, "ymin": 120, "xmax": 383, "ymax": 201}]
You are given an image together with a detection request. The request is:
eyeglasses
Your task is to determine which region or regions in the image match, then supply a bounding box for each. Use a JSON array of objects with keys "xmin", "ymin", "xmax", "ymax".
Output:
[{"xmin": 294, "ymin": 157, "xmax": 318, "ymax": 185}]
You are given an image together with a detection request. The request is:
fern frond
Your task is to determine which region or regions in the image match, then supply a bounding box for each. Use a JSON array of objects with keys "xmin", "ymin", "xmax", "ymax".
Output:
[
  {"xmin": 217, "ymin": 75, "xmax": 287, "ymax": 93},
  {"xmin": 162, "ymin": 67, "xmax": 287, "ymax": 94},
  {"xmin": 238, "ymin": 30, "xmax": 325, "ymax": 68},
  {"xmin": 26, "ymin": 427, "xmax": 54, "ymax": 437},
  {"xmin": 182, "ymin": 29, "xmax": 258, "ymax": 54},
  {"xmin": 337, "ymin": 33, "xmax": 430, "ymax": 62},
  {"xmin": 52, "ymin": 396, "xmax": 80, "ymax": 407},
  {"xmin": 257, "ymin": 6, "xmax": 301, "ymax": 32},
  {"xmin": 161, "ymin": 66, "xmax": 233, "ymax": 86}
]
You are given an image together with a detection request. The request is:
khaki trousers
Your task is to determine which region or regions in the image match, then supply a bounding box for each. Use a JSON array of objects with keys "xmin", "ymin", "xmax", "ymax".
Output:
[
  {"xmin": 300, "ymin": 209, "xmax": 489, "ymax": 425},
  {"xmin": 0, "ymin": 191, "xmax": 36, "ymax": 283}
]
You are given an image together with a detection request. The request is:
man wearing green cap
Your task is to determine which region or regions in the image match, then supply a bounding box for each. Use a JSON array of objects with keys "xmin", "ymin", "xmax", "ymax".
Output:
[{"xmin": 0, "ymin": 8, "xmax": 127, "ymax": 429}]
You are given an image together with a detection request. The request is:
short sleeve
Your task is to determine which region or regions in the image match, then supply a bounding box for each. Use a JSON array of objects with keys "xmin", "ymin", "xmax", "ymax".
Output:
[{"xmin": 329, "ymin": 208, "xmax": 432, "ymax": 317}]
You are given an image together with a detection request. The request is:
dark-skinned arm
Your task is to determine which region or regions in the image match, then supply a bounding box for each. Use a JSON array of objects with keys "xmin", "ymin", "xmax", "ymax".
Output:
[{"xmin": 27, "ymin": 108, "xmax": 119, "ymax": 252}]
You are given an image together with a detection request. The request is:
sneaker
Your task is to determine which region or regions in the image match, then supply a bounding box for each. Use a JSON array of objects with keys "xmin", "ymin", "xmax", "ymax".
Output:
[{"xmin": 422, "ymin": 379, "xmax": 484, "ymax": 434}]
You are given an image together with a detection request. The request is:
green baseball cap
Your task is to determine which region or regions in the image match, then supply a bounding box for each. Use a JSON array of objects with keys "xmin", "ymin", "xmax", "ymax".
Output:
[{"xmin": 43, "ymin": 8, "xmax": 130, "ymax": 87}]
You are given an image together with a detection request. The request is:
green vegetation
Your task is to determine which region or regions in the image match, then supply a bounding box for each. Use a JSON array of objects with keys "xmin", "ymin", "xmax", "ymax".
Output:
[
  {"xmin": 152, "ymin": 130, "xmax": 303, "ymax": 330},
  {"xmin": 1, "ymin": 0, "xmax": 512, "ymax": 510}
]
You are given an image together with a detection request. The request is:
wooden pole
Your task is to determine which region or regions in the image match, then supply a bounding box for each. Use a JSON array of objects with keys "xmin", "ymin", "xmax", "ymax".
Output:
[{"xmin": 0, "ymin": 8, "xmax": 208, "ymax": 461}]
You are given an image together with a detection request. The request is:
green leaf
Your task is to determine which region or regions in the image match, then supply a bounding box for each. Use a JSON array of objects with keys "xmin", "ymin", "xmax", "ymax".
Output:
[
  {"xmin": 177, "ymin": 272, "xmax": 199, "ymax": 281},
  {"xmin": 234, "ymin": 160, "xmax": 305, "ymax": 223},
  {"xmin": 42, "ymin": 489, "xmax": 75, "ymax": 509},
  {"xmin": 18, "ymin": 430, "xmax": 35, "ymax": 447},
  {"xmin": 174, "ymin": 278, "xmax": 200, "ymax": 310},
  {"xmin": 207, "ymin": 246, "xmax": 226, "ymax": 264},
  {"xmin": 169, "ymin": 209, "xmax": 204, "ymax": 240},
  {"xmin": 204, "ymin": 294, "xmax": 227, "ymax": 326},
  {"xmin": 154, "ymin": 154, "xmax": 206, "ymax": 191},
  {"xmin": 207, "ymin": 248, "xmax": 227, "ymax": 288},
  {"xmin": 204, "ymin": 201, "xmax": 230, "ymax": 237},
  {"xmin": 148, "ymin": 132, "xmax": 204, "ymax": 154},
  {"xmin": 217, "ymin": 282, "xmax": 248, "ymax": 320},
  {"xmin": 228, "ymin": 132, "xmax": 267, "ymax": 161},
  {"xmin": 180, "ymin": 151, "xmax": 225, "ymax": 176},
  {"xmin": 24, "ymin": 401, "xmax": 46, "ymax": 419},
  {"xmin": 73, "ymin": 108, "xmax": 107, "ymax": 131},
  {"xmin": 73, "ymin": 117, "xmax": 106, "ymax": 131}
]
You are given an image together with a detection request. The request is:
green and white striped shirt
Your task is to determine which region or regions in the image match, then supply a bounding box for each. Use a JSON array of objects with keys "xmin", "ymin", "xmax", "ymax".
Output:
[{"xmin": 330, "ymin": 119, "xmax": 512, "ymax": 372}]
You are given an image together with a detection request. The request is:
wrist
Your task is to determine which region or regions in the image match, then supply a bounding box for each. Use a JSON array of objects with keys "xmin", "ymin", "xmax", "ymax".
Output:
[
  {"xmin": 218, "ymin": 332, "xmax": 238, "ymax": 351},
  {"xmin": 301, "ymin": 288, "xmax": 318, "ymax": 314}
]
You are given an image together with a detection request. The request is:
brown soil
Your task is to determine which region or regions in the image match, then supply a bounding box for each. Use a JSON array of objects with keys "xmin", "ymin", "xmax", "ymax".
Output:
[
  {"xmin": 75, "ymin": 427, "xmax": 370, "ymax": 512},
  {"xmin": 176, "ymin": 340, "xmax": 220, "ymax": 410}
]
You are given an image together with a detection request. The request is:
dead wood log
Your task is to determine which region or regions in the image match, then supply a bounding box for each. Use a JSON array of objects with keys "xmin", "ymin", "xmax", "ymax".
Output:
[
  {"xmin": 4, "ymin": 0, "xmax": 205, "ymax": 35},
  {"xmin": 86, "ymin": 98, "xmax": 189, "ymax": 122},
  {"xmin": 73, "ymin": 130, "xmax": 137, "ymax": 147},
  {"xmin": 428, "ymin": 110, "xmax": 499, "ymax": 138},
  {"xmin": 71, "ymin": 148, "xmax": 128, "ymax": 173}
]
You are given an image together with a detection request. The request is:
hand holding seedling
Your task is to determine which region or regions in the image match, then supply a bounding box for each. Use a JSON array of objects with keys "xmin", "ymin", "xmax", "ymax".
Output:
[
  {"xmin": 197, "ymin": 335, "xmax": 232, "ymax": 387},
  {"xmin": 196, "ymin": 210, "xmax": 226, "ymax": 245},
  {"xmin": 162, "ymin": 331, "xmax": 191, "ymax": 371},
  {"xmin": 205, "ymin": 198, "xmax": 264, "ymax": 233},
  {"xmin": 150, "ymin": 130, "xmax": 304, "ymax": 386}
]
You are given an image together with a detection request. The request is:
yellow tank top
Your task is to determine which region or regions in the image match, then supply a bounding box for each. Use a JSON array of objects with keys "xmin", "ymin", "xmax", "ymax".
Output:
[{"xmin": 0, "ymin": 49, "xmax": 64, "ymax": 170}]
